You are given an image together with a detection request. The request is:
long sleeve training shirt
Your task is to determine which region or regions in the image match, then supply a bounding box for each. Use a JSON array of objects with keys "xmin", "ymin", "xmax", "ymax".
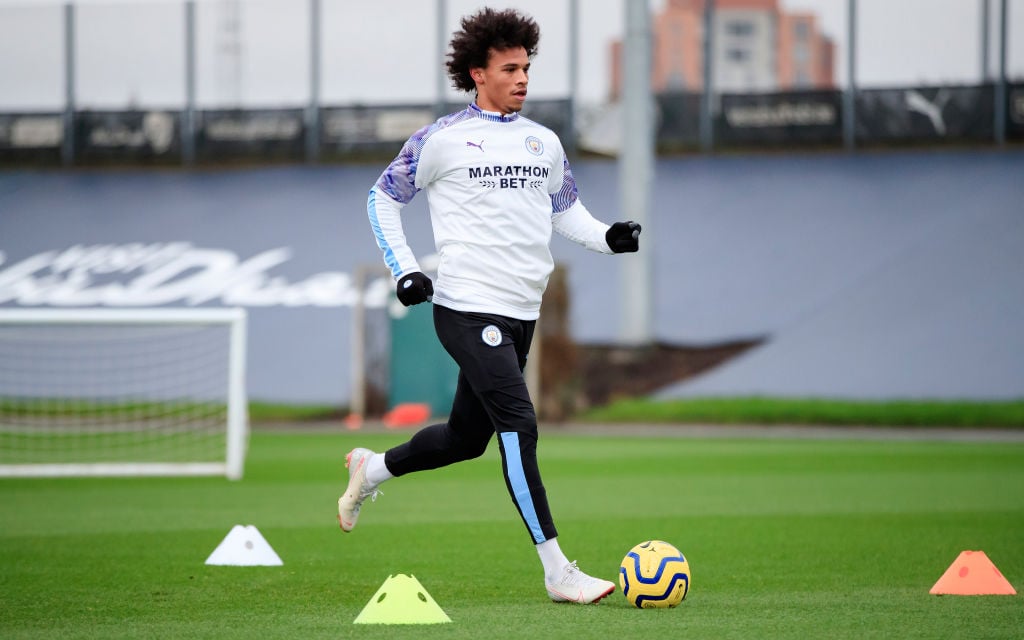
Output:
[{"xmin": 367, "ymin": 103, "xmax": 613, "ymax": 320}]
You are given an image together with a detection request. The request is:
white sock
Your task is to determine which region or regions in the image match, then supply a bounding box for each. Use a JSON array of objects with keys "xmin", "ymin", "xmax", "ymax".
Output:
[
  {"xmin": 536, "ymin": 538, "xmax": 570, "ymax": 580},
  {"xmin": 365, "ymin": 453, "xmax": 394, "ymax": 486}
]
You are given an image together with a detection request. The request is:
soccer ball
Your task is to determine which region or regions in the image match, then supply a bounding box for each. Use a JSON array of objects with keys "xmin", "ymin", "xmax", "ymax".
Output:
[{"xmin": 619, "ymin": 540, "xmax": 690, "ymax": 608}]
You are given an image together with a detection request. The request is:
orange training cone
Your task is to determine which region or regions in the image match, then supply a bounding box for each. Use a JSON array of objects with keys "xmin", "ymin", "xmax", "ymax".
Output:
[
  {"xmin": 344, "ymin": 413, "xmax": 363, "ymax": 430},
  {"xmin": 382, "ymin": 403, "xmax": 431, "ymax": 429},
  {"xmin": 930, "ymin": 550, "xmax": 1017, "ymax": 595}
]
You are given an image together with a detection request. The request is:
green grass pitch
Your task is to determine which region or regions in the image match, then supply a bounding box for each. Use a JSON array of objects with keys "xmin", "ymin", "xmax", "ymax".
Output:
[{"xmin": 2, "ymin": 430, "xmax": 1022, "ymax": 639}]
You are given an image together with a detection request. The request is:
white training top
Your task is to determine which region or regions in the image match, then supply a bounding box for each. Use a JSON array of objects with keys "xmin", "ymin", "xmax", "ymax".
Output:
[{"xmin": 368, "ymin": 103, "xmax": 613, "ymax": 320}]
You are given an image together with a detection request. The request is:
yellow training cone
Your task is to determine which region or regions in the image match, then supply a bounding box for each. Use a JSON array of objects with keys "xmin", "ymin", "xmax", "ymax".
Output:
[{"xmin": 353, "ymin": 574, "xmax": 452, "ymax": 625}]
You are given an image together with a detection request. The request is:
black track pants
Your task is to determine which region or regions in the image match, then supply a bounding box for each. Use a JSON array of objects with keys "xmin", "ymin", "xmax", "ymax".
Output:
[{"xmin": 383, "ymin": 304, "xmax": 557, "ymax": 544}]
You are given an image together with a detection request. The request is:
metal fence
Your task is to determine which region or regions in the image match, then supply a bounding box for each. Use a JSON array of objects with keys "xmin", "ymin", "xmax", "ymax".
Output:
[
  {"xmin": 4, "ymin": 86, "xmax": 1022, "ymax": 165},
  {"xmin": 0, "ymin": 0, "xmax": 1021, "ymax": 165}
]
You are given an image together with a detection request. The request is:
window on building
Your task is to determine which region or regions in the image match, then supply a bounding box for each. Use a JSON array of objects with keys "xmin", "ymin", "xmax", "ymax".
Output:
[
  {"xmin": 726, "ymin": 48, "xmax": 749, "ymax": 62},
  {"xmin": 666, "ymin": 70, "xmax": 686, "ymax": 91},
  {"xmin": 726, "ymin": 20, "xmax": 754, "ymax": 37},
  {"xmin": 794, "ymin": 21, "xmax": 810, "ymax": 41},
  {"xmin": 794, "ymin": 44, "xmax": 809, "ymax": 63}
]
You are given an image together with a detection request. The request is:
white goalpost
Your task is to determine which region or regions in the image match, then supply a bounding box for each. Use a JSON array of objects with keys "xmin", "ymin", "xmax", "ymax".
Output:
[{"xmin": 0, "ymin": 308, "xmax": 249, "ymax": 480}]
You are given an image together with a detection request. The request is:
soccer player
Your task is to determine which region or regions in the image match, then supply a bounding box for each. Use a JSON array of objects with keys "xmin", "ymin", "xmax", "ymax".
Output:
[{"xmin": 340, "ymin": 7, "xmax": 641, "ymax": 605}]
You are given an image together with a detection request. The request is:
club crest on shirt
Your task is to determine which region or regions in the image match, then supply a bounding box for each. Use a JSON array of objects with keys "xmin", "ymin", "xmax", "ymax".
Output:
[
  {"xmin": 481, "ymin": 325, "xmax": 502, "ymax": 347},
  {"xmin": 524, "ymin": 136, "xmax": 544, "ymax": 156}
]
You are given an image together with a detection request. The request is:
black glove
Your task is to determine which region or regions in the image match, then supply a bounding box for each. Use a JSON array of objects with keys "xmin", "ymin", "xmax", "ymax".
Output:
[
  {"xmin": 606, "ymin": 221, "xmax": 642, "ymax": 253},
  {"xmin": 396, "ymin": 271, "xmax": 434, "ymax": 306}
]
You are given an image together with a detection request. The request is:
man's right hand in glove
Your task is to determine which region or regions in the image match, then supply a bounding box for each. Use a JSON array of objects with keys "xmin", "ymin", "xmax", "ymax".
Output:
[{"xmin": 396, "ymin": 271, "xmax": 434, "ymax": 306}]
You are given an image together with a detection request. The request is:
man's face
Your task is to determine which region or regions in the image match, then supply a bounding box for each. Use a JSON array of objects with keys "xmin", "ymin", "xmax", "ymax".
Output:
[{"xmin": 471, "ymin": 46, "xmax": 530, "ymax": 115}]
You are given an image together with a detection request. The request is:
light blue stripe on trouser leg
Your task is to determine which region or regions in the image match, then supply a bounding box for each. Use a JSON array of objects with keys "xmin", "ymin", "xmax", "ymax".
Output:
[{"xmin": 499, "ymin": 431, "xmax": 546, "ymax": 543}]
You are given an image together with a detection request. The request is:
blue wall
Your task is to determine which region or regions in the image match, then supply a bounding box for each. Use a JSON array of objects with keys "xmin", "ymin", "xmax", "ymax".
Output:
[{"xmin": 2, "ymin": 148, "xmax": 1022, "ymax": 403}]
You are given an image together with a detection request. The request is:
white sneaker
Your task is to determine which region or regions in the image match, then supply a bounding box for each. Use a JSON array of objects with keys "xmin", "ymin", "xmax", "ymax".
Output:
[
  {"xmin": 337, "ymin": 447, "xmax": 381, "ymax": 532},
  {"xmin": 545, "ymin": 561, "xmax": 616, "ymax": 604}
]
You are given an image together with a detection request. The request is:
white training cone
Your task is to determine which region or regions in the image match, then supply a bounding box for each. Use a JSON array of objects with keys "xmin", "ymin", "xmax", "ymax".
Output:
[{"xmin": 205, "ymin": 525, "xmax": 283, "ymax": 566}]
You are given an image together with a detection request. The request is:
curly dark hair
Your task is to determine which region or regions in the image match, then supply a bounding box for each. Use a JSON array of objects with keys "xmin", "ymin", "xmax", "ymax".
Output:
[{"xmin": 446, "ymin": 8, "xmax": 540, "ymax": 93}]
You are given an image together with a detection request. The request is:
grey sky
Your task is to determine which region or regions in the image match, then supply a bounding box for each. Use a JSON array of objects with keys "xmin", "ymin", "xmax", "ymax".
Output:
[{"xmin": 0, "ymin": 0, "xmax": 1021, "ymax": 110}]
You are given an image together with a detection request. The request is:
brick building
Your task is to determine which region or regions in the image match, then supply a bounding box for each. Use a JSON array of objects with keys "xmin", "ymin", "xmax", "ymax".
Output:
[{"xmin": 610, "ymin": 0, "xmax": 835, "ymax": 98}]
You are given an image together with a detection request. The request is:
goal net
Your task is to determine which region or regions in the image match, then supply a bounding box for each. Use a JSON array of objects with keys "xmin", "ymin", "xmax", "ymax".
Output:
[{"xmin": 0, "ymin": 308, "xmax": 248, "ymax": 480}]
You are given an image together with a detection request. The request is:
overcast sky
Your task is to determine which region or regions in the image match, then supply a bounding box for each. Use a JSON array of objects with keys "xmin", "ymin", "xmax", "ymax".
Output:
[{"xmin": 0, "ymin": 0, "xmax": 1021, "ymax": 110}]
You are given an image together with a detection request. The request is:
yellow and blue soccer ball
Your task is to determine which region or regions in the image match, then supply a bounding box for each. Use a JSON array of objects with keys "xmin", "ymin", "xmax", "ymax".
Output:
[{"xmin": 619, "ymin": 540, "xmax": 690, "ymax": 608}]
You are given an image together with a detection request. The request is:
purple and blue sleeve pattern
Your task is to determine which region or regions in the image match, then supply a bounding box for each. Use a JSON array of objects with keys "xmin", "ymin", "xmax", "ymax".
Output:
[
  {"xmin": 367, "ymin": 127, "xmax": 431, "ymax": 279},
  {"xmin": 368, "ymin": 108, "xmax": 476, "ymax": 279},
  {"xmin": 550, "ymin": 156, "xmax": 580, "ymax": 214},
  {"xmin": 374, "ymin": 125, "xmax": 429, "ymax": 204},
  {"xmin": 373, "ymin": 108, "xmax": 475, "ymax": 203}
]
